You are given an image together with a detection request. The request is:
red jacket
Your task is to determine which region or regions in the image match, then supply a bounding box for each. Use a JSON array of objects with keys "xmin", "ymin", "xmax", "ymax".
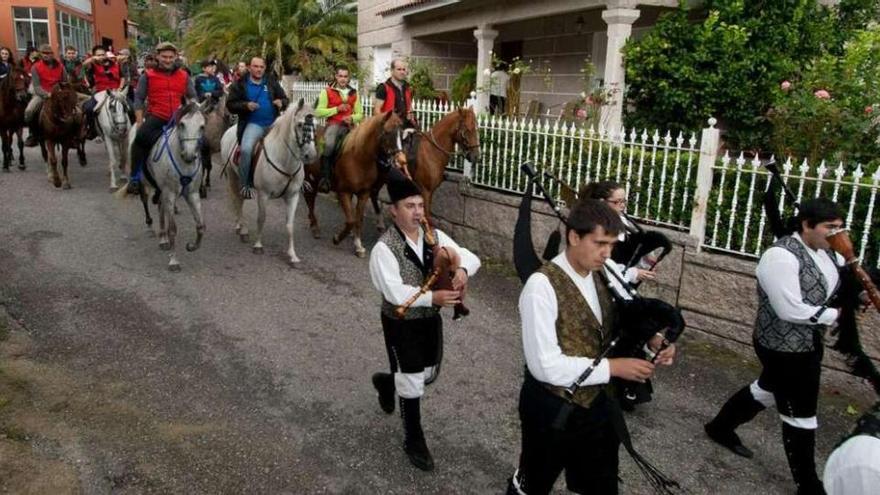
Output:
[
  {"xmin": 380, "ymin": 80, "xmax": 412, "ymax": 116},
  {"xmin": 92, "ymin": 62, "xmax": 121, "ymax": 93},
  {"xmin": 145, "ymin": 67, "xmax": 188, "ymax": 121},
  {"xmin": 33, "ymin": 59, "xmax": 64, "ymax": 94},
  {"xmin": 325, "ymin": 85, "xmax": 358, "ymax": 125}
]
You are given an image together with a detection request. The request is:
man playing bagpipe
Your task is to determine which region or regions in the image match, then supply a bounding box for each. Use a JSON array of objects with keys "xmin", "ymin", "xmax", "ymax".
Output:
[
  {"xmin": 368, "ymin": 170, "xmax": 481, "ymax": 471},
  {"xmin": 705, "ymin": 198, "xmax": 849, "ymax": 495},
  {"xmin": 508, "ymin": 187, "xmax": 683, "ymax": 495}
]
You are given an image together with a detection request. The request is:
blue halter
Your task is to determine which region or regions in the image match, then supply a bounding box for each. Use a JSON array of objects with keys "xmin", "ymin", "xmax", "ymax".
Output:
[{"xmin": 152, "ymin": 117, "xmax": 201, "ymax": 197}]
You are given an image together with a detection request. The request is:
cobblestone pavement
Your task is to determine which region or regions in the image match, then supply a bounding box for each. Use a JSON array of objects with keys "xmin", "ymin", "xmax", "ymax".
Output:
[{"xmin": 0, "ymin": 140, "xmax": 874, "ymax": 494}]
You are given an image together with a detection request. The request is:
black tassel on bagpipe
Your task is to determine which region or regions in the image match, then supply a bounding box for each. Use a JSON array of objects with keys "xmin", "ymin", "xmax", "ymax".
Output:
[
  {"xmin": 762, "ymin": 159, "xmax": 880, "ymax": 396},
  {"xmin": 513, "ymin": 162, "xmax": 685, "ymax": 494}
]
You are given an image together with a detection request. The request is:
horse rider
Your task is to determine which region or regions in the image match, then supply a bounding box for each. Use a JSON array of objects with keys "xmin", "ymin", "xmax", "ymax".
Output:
[
  {"xmin": 127, "ymin": 42, "xmax": 197, "ymax": 195},
  {"xmin": 116, "ymin": 48, "xmax": 139, "ymax": 105},
  {"xmin": 62, "ymin": 45, "xmax": 87, "ymax": 91},
  {"xmin": 226, "ymin": 56, "xmax": 288, "ymax": 199},
  {"xmin": 24, "ymin": 44, "xmax": 68, "ymax": 147},
  {"xmin": 314, "ymin": 64, "xmax": 363, "ymax": 193},
  {"xmin": 82, "ymin": 45, "xmax": 127, "ymax": 139},
  {"xmin": 0, "ymin": 46, "xmax": 15, "ymax": 80},
  {"xmin": 194, "ymin": 59, "xmax": 224, "ymax": 104},
  {"xmin": 373, "ymin": 58, "xmax": 418, "ymax": 130}
]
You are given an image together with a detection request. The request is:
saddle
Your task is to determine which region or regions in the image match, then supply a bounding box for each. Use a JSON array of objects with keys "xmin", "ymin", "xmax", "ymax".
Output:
[
  {"xmin": 401, "ymin": 129, "xmax": 420, "ymax": 177},
  {"xmin": 232, "ymin": 139, "xmax": 266, "ymax": 186}
]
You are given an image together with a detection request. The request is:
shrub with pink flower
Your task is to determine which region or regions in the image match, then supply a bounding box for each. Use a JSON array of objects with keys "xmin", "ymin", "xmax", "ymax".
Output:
[
  {"xmin": 813, "ymin": 89, "xmax": 831, "ymax": 99},
  {"xmin": 781, "ymin": 80, "xmax": 791, "ymax": 91}
]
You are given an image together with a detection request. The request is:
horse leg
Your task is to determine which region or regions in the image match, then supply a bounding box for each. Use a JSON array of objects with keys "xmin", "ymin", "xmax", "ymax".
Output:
[
  {"xmin": 423, "ymin": 189, "xmax": 434, "ymax": 220},
  {"xmin": 107, "ymin": 138, "xmax": 119, "ymax": 191},
  {"xmin": 352, "ymin": 191, "xmax": 370, "ymax": 258},
  {"xmin": 183, "ymin": 191, "xmax": 205, "ymax": 252},
  {"xmin": 332, "ymin": 193, "xmax": 355, "ymax": 247},
  {"xmin": 165, "ymin": 195, "xmax": 181, "ymax": 271},
  {"xmin": 252, "ymin": 190, "xmax": 267, "ymax": 255},
  {"xmin": 139, "ymin": 187, "xmax": 153, "ymax": 229},
  {"xmin": 16, "ymin": 128, "xmax": 25, "ymax": 169},
  {"xmin": 46, "ymin": 141, "xmax": 61, "ymax": 188},
  {"xmin": 228, "ymin": 171, "xmax": 248, "ymax": 241},
  {"xmin": 371, "ymin": 186, "xmax": 386, "ymax": 232},
  {"xmin": 77, "ymin": 139, "xmax": 87, "ymax": 167},
  {"xmin": 158, "ymin": 187, "xmax": 170, "ymax": 249},
  {"xmin": 60, "ymin": 144, "xmax": 71, "ymax": 189},
  {"xmin": 285, "ymin": 191, "xmax": 302, "ymax": 265},
  {"xmin": 304, "ymin": 184, "xmax": 320, "ymax": 239},
  {"xmin": 1, "ymin": 131, "xmax": 10, "ymax": 171}
]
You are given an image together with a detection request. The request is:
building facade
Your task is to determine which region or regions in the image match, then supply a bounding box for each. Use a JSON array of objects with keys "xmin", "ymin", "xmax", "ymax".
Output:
[
  {"xmin": 0, "ymin": 0, "xmax": 130, "ymax": 58},
  {"xmin": 358, "ymin": 0, "xmax": 681, "ymax": 130}
]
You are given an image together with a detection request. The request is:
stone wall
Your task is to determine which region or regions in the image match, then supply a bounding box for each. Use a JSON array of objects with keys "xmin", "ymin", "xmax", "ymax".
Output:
[{"xmin": 426, "ymin": 172, "xmax": 880, "ymax": 371}]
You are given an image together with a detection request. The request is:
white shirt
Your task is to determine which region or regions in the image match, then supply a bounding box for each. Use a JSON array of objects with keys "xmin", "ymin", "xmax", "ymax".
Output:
[
  {"xmin": 489, "ymin": 70, "xmax": 509, "ymax": 97},
  {"xmin": 520, "ymin": 253, "xmax": 611, "ymax": 387},
  {"xmin": 823, "ymin": 435, "xmax": 880, "ymax": 495},
  {"xmin": 755, "ymin": 233, "xmax": 843, "ymax": 326},
  {"xmin": 369, "ymin": 227, "xmax": 481, "ymax": 308}
]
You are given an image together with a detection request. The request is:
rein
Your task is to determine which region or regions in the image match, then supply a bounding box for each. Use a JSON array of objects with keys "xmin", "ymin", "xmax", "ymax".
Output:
[
  {"xmin": 258, "ymin": 113, "xmax": 315, "ymax": 199},
  {"xmin": 153, "ymin": 119, "xmax": 201, "ymax": 196},
  {"xmin": 418, "ymin": 117, "xmax": 478, "ymax": 159}
]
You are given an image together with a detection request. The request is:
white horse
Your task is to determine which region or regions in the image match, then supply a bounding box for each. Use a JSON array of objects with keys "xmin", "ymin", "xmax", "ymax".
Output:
[
  {"xmin": 129, "ymin": 102, "xmax": 207, "ymax": 272},
  {"xmin": 94, "ymin": 89, "xmax": 131, "ymax": 191},
  {"xmin": 221, "ymin": 99, "xmax": 317, "ymax": 266}
]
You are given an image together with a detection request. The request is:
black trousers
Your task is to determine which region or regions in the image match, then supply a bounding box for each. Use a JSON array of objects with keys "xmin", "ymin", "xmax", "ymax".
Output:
[
  {"xmin": 755, "ymin": 341, "xmax": 823, "ymax": 420},
  {"xmin": 131, "ymin": 115, "xmax": 169, "ymax": 178},
  {"xmin": 516, "ymin": 373, "xmax": 620, "ymax": 495}
]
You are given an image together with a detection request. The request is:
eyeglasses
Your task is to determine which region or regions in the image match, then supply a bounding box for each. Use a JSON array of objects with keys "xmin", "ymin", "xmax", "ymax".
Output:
[{"xmin": 605, "ymin": 199, "xmax": 628, "ymax": 206}]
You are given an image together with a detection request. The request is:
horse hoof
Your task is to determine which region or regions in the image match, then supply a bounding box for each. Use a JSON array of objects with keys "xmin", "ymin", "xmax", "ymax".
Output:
[
  {"xmin": 186, "ymin": 242, "xmax": 199, "ymax": 252},
  {"xmin": 332, "ymin": 235, "xmax": 341, "ymax": 246},
  {"xmin": 109, "ymin": 186, "xmax": 119, "ymax": 192},
  {"xmin": 252, "ymin": 246, "xmax": 264, "ymax": 255},
  {"xmin": 288, "ymin": 258, "xmax": 301, "ymax": 267},
  {"xmin": 311, "ymin": 230, "xmax": 321, "ymax": 239},
  {"xmin": 355, "ymin": 249, "xmax": 366, "ymax": 258},
  {"xmin": 53, "ymin": 179, "xmax": 62, "ymax": 188},
  {"xmin": 199, "ymin": 187, "xmax": 207, "ymax": 199},
  {"xmin": 2, "ymin": 166, "xmax": 9, "ymax": 173},
  {"xmin": 168, "ymin": 264, "xmax": 181, "ymax": 273},
  {"xmin": 62, "ymin": 183, "xmax": 71, "ymax": 190},
  {"xmin": 17, "ymin": 164, "xmax": 25, "ymax": 171},
  {"xmin": 159, "ymin": 241, "xmax": 171, "ymax": 251},
  {"xmin": 239, "ymin": 233, "xmax": 249, "ymax": 243}
]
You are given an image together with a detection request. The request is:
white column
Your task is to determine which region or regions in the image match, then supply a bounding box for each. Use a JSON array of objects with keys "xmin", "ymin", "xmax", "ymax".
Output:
[
  {"xmin": 689, "ymin": 118, "xmax": 720, "ymax": 250},
  {"xmin": 473, "ymin": 25, "xmax": 498, "ymax": 113},
  {"xmin": 601, "ymin": 7, "xmax": 640, "ymax": 132}
]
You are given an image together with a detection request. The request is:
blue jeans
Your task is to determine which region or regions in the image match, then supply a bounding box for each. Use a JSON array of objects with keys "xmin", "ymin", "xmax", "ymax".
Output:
[{"xmin": 240, "ymin": 122, "xmax": 269, "ymax": 187}]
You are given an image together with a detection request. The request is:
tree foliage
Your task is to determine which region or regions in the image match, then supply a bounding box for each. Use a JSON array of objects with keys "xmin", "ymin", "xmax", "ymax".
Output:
[
  {"xmin": 183, "ymin": 0, "xmax": 356, "ymax": 79},
  {"xmin": 623, "ymin": 0, "xmax": 879, "ymax": 149}
]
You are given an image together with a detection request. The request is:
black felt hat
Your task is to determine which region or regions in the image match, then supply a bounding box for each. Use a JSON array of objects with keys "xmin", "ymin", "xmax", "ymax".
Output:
[{"xmin": 387, "ymin": 168, "xmax": 422, "ymax": 203}]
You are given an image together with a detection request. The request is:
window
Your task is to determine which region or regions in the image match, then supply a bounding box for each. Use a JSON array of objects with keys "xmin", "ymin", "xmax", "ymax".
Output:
[
  {"xmin": 13, "ymin": 7, "xmax": 50, "ymax": 55},
  {"xmin": 56, "ymin": 11, "xmax": 94, "ymax": 56}
]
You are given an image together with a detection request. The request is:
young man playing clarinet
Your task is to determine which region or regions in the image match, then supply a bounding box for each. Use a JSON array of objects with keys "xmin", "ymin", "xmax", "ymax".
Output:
[
  {"xmin": 507, "ymin": 198, "xmax": 676, "ymax": 495},
  {"xmin": 705, "ymin": 198, "xmax": 846, "ymax": 495},
  {"xmin": 368, "ymin": 171, "xmax": 480, "ymax": 471}
]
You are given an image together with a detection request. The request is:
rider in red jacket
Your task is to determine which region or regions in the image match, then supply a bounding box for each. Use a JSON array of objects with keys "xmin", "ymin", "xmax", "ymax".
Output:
[
  {"xmin": 127, "ymin": 42, "xmax": 196, "ymax": 195},
  {"xmin": 23, "ymin": 44, "xmax": 67, "ymax": 147},
  {"xmin": 82, "ymin": 45, "xmax": 128, "ymax": 139}
]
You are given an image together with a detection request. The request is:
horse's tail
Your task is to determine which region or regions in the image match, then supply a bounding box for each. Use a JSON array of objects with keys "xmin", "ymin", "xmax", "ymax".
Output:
[
  {"xmin": 225, "ymin": 165, "xmax": 242, "ymax": 215},
  {"xmin": 113, "ymin": 184, "xmax": 132, "ymax": 200}
]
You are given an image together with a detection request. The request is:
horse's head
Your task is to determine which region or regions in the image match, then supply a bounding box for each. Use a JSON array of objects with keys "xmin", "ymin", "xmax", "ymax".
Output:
[
  {"xmin": 105, "ymin": 90, "xmax": 130, "ymax": 136},
  {"xmin": 290, "ymin": 98, "xmax": 318, "ymax": 164},
  {"xmin": 456, "ymin": 107, "xmax": 481, "ymax": 164},
  {"xmin": 4, "ymin": 68, "xmax": 29, "ymax": 102},
  {"xmin": 378, "ymin": 111, "xmax": 407, "ymax": 167},
  {"xmin": 49, "ymin": 82, "xmax": 80, "ymax": 124},
  {"xmin": 175, "ymin": 102, "xmax": 205, "ymax": 163}
]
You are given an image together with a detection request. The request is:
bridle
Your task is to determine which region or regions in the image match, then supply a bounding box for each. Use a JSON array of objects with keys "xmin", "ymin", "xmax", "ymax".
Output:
[{"xmin": 422, "ymin": 113, "xmax": 479, "ymax": 159}]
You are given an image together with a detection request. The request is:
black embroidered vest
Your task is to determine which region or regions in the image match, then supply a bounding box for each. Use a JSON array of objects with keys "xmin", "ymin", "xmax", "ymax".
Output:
[{"xmin": 379, "ymin": 225, "xmax": 438, "ymax": 320}]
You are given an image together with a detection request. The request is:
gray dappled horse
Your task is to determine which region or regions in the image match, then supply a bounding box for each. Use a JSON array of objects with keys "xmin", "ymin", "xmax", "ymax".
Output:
[
  {"xmin": 128, "ymin": 102, "xmax": 207, "ymax": 272},
  {"xmin": 220, "ymin": 99, "xmax": 317, "ymax": 266},
  {"xmin": 94, "ymin": 89, "xmax": 131, "ymax": 191}
]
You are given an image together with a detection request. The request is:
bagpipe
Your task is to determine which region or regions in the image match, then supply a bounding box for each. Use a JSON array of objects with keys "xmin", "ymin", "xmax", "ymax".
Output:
[
  {"xmin": 394, "ymin": 217, "xmax": 470, "ymax": 320},
  {"xmin": 762, "ymin": 159, "xmax": 880, "ymax": 395},
  {"xmin": 513, "ymin": 162, "xmax": 685, "ymax": 494}
]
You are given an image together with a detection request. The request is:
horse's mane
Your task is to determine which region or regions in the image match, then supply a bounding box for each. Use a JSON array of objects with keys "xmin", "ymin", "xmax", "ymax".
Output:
[
  {"xmin": 340, "ymin": 111, "xmax": 398, "ymax": 158},
  {"xmin": 265, "ymin": 102, "xmax": 300, "ymax": 142}
]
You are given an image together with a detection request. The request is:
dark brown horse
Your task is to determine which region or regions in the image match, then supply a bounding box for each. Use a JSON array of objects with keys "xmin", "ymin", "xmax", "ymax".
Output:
[
  {"xmin": 0, "ymin": 68, "xmax": 28, "ymax": 171},
  {"xmin": 38, "ymin": 82, "xmax": 85, "ymax": 189},
  {"xmin": 303, "ymin": 111, "xmax": 405, "ymax": 257}
]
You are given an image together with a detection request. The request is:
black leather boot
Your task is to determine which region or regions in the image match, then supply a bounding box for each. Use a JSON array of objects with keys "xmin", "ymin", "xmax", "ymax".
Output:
[
  {"xmin": 317, "ymin": 155, "xmax": 332, "ymax": 193},
  {"xmin": 705, "ymin": 385, "xmax": 766, "ymax": 458},
  {"xmin": 400, "ymin": 397, "xmax": 434, "ymax": 471},
  {"xmin": 24, "ymin": 122, "xmax": 39, "ymax": 147},
  {"xmin": 372, "ymin": 372, "xmax": 395, "ymax": 414},
  {"xmin": 782, "ymin": 424, "xmax": 826, "ymax": 495}
]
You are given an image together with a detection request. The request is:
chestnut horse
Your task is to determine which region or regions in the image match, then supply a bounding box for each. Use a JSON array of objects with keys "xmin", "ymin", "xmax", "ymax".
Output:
[
  {"xmin": 38, "ymin": 82, "xmax": 85, "ymax": 189},
  {"xmin": 303, "ymin": 111, "xmax": 405, "ymax": 257},
  {"xmin": 0, "ymin": 67, "xmax": 28, "ymax": 171},
  {"xmin": 407, "ymin": 107, "xmax": 480, "ymax": 219}
]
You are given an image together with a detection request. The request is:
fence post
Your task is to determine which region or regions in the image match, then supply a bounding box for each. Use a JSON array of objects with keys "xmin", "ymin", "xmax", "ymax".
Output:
[{"xmin": 688, "ymin": 117, "xmax": 720, "ymax": 250}]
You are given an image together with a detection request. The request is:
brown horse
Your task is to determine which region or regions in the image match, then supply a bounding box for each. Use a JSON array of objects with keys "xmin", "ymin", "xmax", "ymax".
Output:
[
  {"xmin": 303, "ymin": 111, "xmax": 405, "ymax": 257},
  {"xmin": 0, "ymin": 68, "xmax": 28, "ymax": 171},
  {"xmin": 38, "ymin": 82, "xmax": 85, "ymax": 189},
  {"xmin": 408, "ymin": 107, "xmax": 480, "ymax": 218}
]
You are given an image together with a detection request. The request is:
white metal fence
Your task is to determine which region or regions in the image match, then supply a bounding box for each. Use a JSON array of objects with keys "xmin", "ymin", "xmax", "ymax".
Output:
[{"xmin": 291, "ymin": 82, "xmax": 880, "ymax": 266}]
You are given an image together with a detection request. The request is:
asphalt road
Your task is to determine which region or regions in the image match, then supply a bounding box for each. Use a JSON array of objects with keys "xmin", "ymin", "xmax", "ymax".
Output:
[{"xmin": 0, "ymin": 140, "xmax": 874, "ymax": 494}]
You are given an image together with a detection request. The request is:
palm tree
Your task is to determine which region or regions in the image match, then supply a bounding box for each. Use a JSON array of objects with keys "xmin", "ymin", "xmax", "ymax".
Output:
[{"xmin": 184, "ymin": 0, "xmax": 356, "ymax": 79}]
